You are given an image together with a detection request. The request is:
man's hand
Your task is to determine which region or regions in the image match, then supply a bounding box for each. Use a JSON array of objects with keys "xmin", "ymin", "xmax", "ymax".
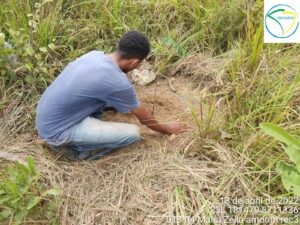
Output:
[
  {"xmin": 131, "ymin": 106, "xmax": 189, "ymax": 135},
  {"xmin": 164, "ymin": 123, "xmax": 189, "ymax": 135}
]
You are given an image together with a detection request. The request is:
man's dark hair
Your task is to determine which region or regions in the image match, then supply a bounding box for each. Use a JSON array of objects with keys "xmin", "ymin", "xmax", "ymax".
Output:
[{"xmin": 117, "ymin": 31, "xmax": 150, "ymax": 60}]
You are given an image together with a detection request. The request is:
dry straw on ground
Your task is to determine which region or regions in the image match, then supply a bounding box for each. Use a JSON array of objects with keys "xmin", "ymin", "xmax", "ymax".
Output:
[{"xmin": 0, "ymin": 56, "xmax": 257, "ymax": 225}]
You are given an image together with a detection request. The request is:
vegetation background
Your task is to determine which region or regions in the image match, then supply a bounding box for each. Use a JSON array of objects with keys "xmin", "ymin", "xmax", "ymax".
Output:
[{"xmin": 0, "ymin": 0, "xmax": 300, "ymax": 224}]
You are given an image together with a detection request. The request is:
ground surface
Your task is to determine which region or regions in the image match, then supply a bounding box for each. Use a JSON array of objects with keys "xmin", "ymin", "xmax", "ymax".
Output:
[{"xmin": 1, "ymin": 76, "xmax": 240, "ymax": 225}]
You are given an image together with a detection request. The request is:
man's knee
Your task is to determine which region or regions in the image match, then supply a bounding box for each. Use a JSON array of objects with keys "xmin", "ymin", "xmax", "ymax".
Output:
[{"xmin": 126, "ymin": 124, "xmax": 141, "ymax": 143}]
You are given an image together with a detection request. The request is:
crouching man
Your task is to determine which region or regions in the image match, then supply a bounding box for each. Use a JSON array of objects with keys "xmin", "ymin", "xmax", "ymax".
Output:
[{"xmin": 35, "ymin": 31, "xmax": 188, "ymax": 160}]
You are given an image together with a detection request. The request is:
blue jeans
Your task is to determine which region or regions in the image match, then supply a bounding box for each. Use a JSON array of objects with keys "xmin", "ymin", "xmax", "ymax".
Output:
[{"xmin": 50, "ymin": 116, "xmax": 140, "ymax": 160}]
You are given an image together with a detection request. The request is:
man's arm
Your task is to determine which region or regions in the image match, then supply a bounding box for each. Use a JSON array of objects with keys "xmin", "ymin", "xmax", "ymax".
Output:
[{"xmin": 131, "ymin": 106, "xmax": 189, "ymax": 135}]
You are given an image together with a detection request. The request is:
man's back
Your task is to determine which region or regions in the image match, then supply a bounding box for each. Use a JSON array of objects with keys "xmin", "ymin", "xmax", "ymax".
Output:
[{"xmin": 35, "ymin": 51, "xmax": 139, "ymax": 146}]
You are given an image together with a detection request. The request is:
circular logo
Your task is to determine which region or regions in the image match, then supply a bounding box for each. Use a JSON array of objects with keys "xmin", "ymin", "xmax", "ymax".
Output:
[{"xmin": 265, "ymin": 4, "xmax": 299, "ymax": 39}]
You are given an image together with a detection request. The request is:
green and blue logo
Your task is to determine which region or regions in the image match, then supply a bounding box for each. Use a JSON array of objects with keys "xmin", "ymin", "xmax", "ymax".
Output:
[{"xmin": 265, "ymin": 4, "xmax": 299, "ymax": 39}]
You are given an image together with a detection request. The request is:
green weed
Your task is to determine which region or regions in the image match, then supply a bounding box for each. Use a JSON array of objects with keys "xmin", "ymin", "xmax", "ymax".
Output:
[
  {"xmin": 261, "ymin": 123, "xmax": 300, "ymax": 196},
  {"xmin": 0, "ymin": 157, "xmax": 61, "ymax": 224}
]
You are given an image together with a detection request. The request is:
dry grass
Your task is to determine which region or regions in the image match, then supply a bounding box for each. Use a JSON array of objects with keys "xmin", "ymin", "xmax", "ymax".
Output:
[
  {"xmin": 170, "ymin": 53, "xmax": 232, "ymax": 93},
  {"xmin": 0, "ymin": 134, "xmax": 247, "ymax": 223},
  {"xmin": 1, "ymin": 1, "xmax": 297, "ymax": 223},
  {"xmin": 0, "ymin": 129, "xmax": 254, "ymax": 225},
  {"xmin": 0, "ymin": 73, "xmax": 259, "ymax": 225}
]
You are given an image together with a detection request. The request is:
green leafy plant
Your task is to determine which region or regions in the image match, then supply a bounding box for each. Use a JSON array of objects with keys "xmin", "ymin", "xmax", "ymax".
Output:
[
  {"xmin": 260, "ymin": 122, "xmax": 300, "ymax": 196},
  {"xmin": 0, "ymin": 157, "xmax": 61, "ymax": 224},
  {"xmin": 0, "ymin": 33, "xmax": 13, "ymax": 62},
  {"xmin": 161, "ymin": 38, "xmax": 188, "ymax": 58}
]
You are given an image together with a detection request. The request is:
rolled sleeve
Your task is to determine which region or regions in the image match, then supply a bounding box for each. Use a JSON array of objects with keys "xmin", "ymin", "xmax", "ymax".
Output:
[{"xmin": 107, "ymin": 87, "xmax": 140, "ymax": 113}]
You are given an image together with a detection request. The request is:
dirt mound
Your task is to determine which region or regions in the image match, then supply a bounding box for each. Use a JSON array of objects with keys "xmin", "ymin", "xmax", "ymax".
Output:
[{"xmin": 104, "ymin": 77, "xmax": 193, "ymax": 133}]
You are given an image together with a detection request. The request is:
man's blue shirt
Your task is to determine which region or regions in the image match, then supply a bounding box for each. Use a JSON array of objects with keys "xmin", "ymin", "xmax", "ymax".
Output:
[{"xmin": 35, "ymin": 51, "xmax": 140, "ymax": 145}]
